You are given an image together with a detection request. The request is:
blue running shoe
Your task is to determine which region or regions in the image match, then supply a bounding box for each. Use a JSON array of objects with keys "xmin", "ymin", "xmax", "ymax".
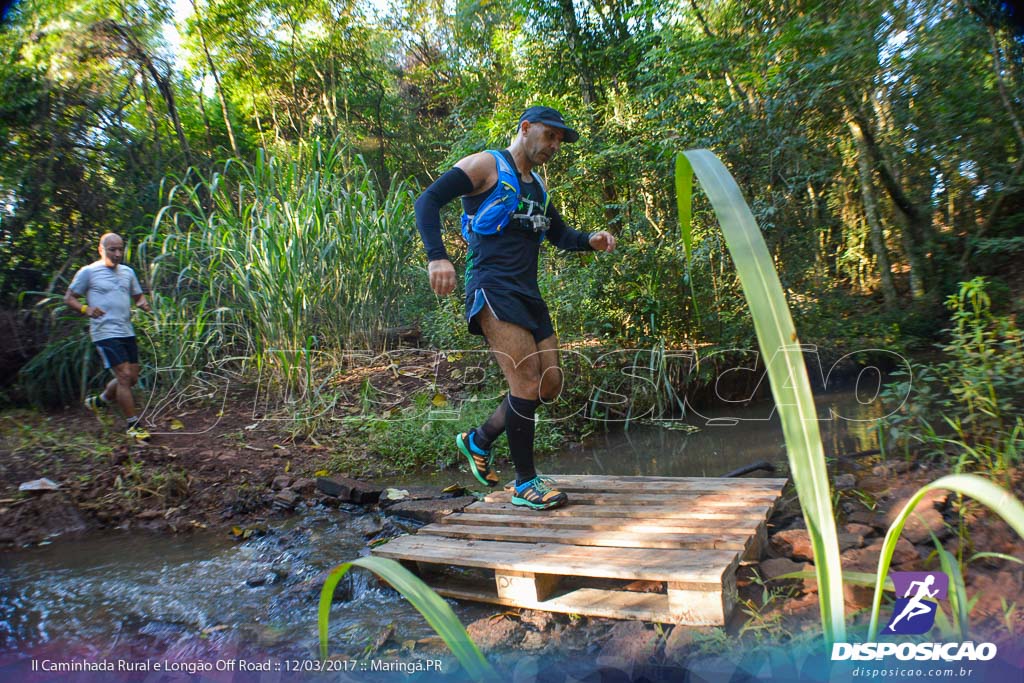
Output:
[
  {"xmin": 511, "ymin": 477, "xmax": 568, "ymax": 510},
  {"xmin": 456, "ymin": 431, "xmax": 499, "ymax": 487}
]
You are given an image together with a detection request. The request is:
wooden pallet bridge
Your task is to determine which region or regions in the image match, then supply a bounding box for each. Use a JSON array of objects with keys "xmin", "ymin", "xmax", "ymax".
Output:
[{"xmin": 371, "ymin": 475, "xmax": 788, "ymax": 625}]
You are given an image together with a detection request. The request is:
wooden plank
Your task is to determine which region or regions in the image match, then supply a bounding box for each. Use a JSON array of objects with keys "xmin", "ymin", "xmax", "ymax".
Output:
[
  {"xmin": 495, "ymin": 570, "xmax": 560, "ymax": 602},
  {"xmin": 743, "ymin": 519, "xmax": 768, "ymax": 561},
  {"xmin": 444, "ymin": 512, "xmax": 764, "ymax": 534},
  {"xmin": 432, "ymin": 577, "xmax": 682, "ymax": 622},
  {"xmin": 543, "ymin": 474, "xmax": 787, "ymax": 484},
  {"xmin": 420, "ymin": 522, "xmax": 751, "ymax": 551},
  {"xmin": 463, "ymin": 501, "xmax": 773, "ymax": 521},
  {"xmin": 669, "ymin": 557, "xmax": 739, "ymax": 626},
  {"xmin": 371, "ymin": 535, "xmax": 735, "ymax": 584},
  {"xmin": 531, "ymin": 476, "xmax": 786, "ymax": 495},
  {"xmin": 483, "ymin": 491, "xmax": 780, "ymax": 506}
]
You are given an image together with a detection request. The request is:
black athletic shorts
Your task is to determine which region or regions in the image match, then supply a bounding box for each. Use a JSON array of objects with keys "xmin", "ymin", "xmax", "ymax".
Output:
[
  {"xmin": 94, "ymin": 336, "xmax": 139, "ymax": 369},
  {"xmin": 466, "ymin": 288, "xmax": 555, "ymax": 343}
]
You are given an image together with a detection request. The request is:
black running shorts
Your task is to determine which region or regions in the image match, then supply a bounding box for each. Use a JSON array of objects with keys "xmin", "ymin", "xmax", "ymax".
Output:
[
  {"xmin": 466, "ymin": 288, "xmax": 555, "ymax": 343},
  {"xmin": 94, "ymin": 336, "xmax": 139, "ymax": 369}
]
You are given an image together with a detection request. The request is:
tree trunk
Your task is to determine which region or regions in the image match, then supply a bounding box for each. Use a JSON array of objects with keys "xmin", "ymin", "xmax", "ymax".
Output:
[
  {"xmin": 850, "ymin": 124, "xmax": 898, "ymax": 309},
  {"xmin": 848, "ymin": 113, "xmax": 928, "ymax": 299},
  {"xmin": 190, "ymin": 0, "xmax": 238, "ymax": 155},
  {"xmin": 99, "ymin": 20, "xmax": 193, "ymax": 168}
]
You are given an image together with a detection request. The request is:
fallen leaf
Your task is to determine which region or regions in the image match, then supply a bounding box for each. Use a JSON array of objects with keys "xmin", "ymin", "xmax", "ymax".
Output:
[
  {"xmin": 169, "ymin": 418, "xmax": 185, "ymax": 431},
  {"xmin": 314, "ymin": 469, "xmax": 329, "ymax": 477},
  {"xmin": 431, "ymin": 393, "xmax": 447, "ymax": 407}
]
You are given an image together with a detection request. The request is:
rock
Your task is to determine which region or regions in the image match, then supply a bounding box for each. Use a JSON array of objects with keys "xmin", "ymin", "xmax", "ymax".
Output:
[
  {"xmin": 782, "ymin": 592, "xmax": 822, "ymax": 614},
  {"xmin": 891, "ymin": 460, "xmax": 912, "ymax": 473},
  {"xmin": 886, "ymin": 489, "xmax": 948, "ymax": 545},
  {"xmin": 0, "ymin": 493, "xmax": 89, "ymax": 545},
  {"xmin": 844, "ymin": 583, "xmax": 874, "ymax": 612},
  {"xmin": 841, "ymin": 537, "xmax": 919, "ymax": 573},
  {"xmin": 18, "ymin": 478, "xmax": 61, "ymax": 492},
  {"xmin": 518, "ymin": 610, "xmax": 555, "ymax": 632},
  {"xmin": 771, "ymin": 529, "xmax": 864, "ymax": 559},
  {"xmin": 378, "ymin": 486, "xmax": 447, "ymax": 507},
  {"xmin": 771, "ymin": 529, "xmax": 814, "ymax": 560},
  {"xmin": 623, "ymin": 580, "xmax": 665, "ymax": 593},
  {"xmin": 383, "ymin": 496, "xmax": 477, "ymax": 524},
  {"xmin": 969, "ymin": 571, "xmax": 1023, "ymax": 619},
  {"xmin": 758, "ymin": 557, "xmax": 810, "ymax": 582},
  {"xmin": 271, "ymin": 475, "xmax": 293, "ymax": 491},
  {"xmin": 840, "ymin": 532, "xmax": 865, "ymax": 550},
  {"xmin": 465, "ymin": 616, "xmax": 520, "ymax": 653},
  {"xmin": 290, "ymin": 477, "xmax": 316, "ymax": 495},
  {"xmin": 273, "ymin": 489, "xmax": 301, "ymax": 511},
  {"xmin": 844, "ymin": 523, "xmax": 875, "ymax": 539},
  {"xmin": 316, "ymin": 476, "xmax": 382, "ymax": 504},
  {"xmin": 663, "ymin": 626, "xmax": 695, "ymax": 664},
  {"xmin": 834, "ymin": 474, "xmax": 856, "ymax": 490},
  {"xmin": 519, "ymin": 631, "xmax": 547, "ymax": 651},
  {"xmin": 597, "ymin": 621, "xmax": 659, "ymax": 669},
  {"xmin": 350, "ymin": 514, "xmax": 384, "ymax": 537},
  {"xmin": 846, "ymin": 509, "xmax": 886, "ymax": 529}
]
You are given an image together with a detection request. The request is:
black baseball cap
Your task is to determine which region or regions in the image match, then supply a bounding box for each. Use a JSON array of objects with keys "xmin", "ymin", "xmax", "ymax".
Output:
[{"xmin": 519, "ymin": 106, "xmax": 579, "ymax": 143}]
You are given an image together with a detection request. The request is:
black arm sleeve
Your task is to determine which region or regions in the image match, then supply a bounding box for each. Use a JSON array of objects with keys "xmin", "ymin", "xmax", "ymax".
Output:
[
  {"xmin": 544, "ymin": 203, "xmax": 593, "ymax": 252},
  {"xmin": 414, "ymin": 168, "xmax": 474, "ymax": 261}
]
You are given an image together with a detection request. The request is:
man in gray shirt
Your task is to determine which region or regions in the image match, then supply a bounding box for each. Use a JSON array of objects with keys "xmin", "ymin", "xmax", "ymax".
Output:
[{"xmin": 64, "ymin": 233, "xmax": 151, "ymax": 440}]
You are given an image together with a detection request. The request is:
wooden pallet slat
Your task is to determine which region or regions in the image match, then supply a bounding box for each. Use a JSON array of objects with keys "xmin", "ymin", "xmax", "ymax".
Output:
[
  {"xmin": 464, "ymin": 501, "xmax": 773, "ymax": 521},
  {"xmin": 371, "ymin": 475, "xmax": 786, "ymax": 625}
]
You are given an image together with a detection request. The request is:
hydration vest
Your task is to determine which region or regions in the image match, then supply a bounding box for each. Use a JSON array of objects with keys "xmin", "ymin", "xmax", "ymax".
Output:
[{"xmin": 461, "ymin": 150, "xmax": 548, "ymax": 241}]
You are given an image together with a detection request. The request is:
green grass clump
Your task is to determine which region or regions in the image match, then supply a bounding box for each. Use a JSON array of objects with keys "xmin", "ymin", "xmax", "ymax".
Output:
[{"xmin": 332, "ymin": 391, "xmax": 565, "ymax": 475}]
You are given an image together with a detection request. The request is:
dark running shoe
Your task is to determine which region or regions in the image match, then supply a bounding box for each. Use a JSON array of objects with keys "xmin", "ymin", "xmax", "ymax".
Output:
[
  {"xmin": 456, "ymin": 431, "xmax": 499, "ymax": 487},
  {"xmin": 84, "ymin": 395, "xmax": 109, "ymax": 413},
  {"xmin": 511, "ymin": 476, "xmax": 568, "ymax": 510}
]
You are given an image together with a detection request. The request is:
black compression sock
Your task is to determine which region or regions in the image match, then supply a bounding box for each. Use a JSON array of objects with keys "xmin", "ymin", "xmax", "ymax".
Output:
[
  {"xmin": 506, "ymin": 395, "xmax": 539, "ymax": 485},
  {"xmin": 474, "ymin": 394, "xmax": 510, "ymax": 450}
]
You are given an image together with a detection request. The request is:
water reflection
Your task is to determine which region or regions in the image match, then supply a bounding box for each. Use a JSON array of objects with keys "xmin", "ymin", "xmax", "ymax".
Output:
[{"xmin": 538, "ymin": 389, "xmax": 885, "ymax": 478}]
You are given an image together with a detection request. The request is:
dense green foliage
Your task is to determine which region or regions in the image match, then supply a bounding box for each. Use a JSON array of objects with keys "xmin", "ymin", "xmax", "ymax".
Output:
[
  {"xmin": 882, "ymin": 277, "xmax": 1024, "ymax": 475},
  {"xmin": 4, "ymin": 0, "xmax": 1023, "ymax": 311}
]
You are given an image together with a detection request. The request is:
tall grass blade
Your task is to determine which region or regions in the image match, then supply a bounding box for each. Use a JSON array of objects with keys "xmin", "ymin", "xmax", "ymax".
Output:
[
  {"xmin": 318, "ymin": 556, "xmax": 496, "ymax": 680},
  {"xmin": 867, "ymin": 473, "xmax": 1024, "ymax": 640},
  {"xmin": 675, "ymin": 152, "xmax": 700, "ymax": 322},
  {"xmin": 677, "ymin": 150, "xmax": 845, "ymax": 644},
  {"xmin": 931, "ymin": 532, "xmax": 969, "ymax": 641}
]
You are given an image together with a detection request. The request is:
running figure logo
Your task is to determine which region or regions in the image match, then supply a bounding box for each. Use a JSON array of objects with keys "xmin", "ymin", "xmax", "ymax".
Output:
[{"xmin": 885, "ymin": 572, "xmax": 949, "ymax": 635}]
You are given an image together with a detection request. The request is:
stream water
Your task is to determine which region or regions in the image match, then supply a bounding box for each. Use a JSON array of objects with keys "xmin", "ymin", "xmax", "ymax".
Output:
[{"xmin": 0, "ymin": 389, "xmax": 888, "ymax": 677}]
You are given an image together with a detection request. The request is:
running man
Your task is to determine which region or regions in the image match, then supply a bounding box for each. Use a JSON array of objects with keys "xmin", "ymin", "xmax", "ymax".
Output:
[
  {"xmin": 414, "ymin": 106, "xmax": 616, "ymax": 510},
  {"xmin": 888, "ymin": 574, "xmax": 940, "ymax": 630},
  {"xmin": 64, "ymin": 233, "xmax": 151, "ymax": 440}
]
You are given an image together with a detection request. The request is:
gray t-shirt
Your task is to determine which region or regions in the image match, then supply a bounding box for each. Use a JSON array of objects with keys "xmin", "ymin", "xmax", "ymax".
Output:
[{"xmin": 69, "ymin": 261, "xmax": 144, "ymax": 341}]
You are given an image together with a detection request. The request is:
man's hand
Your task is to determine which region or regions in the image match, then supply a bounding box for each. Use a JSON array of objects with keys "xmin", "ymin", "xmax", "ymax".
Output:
[
  {"xmin": 86, "ymin": 305, "xmax": 106, "ymax": 318},
  {"xmin": 589, "ymin": 231, "xmax": 617, "ymax": 253},
  {"xmin": 428, "ymin": 259, "xmax": 457, "ymax": 296}
]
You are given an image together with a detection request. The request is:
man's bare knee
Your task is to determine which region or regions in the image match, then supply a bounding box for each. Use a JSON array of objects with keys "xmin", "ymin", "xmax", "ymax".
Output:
[
  {"xmin": 113, "ymin": 365, "xmax": 133, "ymax": 387},
  {"xmin": 510, "ymin": 372, "xmax": 541, "ymax": 400},
  {"xmin": 539, "ymin": 367, "xmax": 563, "ymax": 401}
]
